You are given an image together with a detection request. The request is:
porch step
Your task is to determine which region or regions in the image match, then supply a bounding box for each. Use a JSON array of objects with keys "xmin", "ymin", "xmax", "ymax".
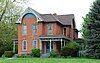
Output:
[
  {"xmin": 12, "ymin": 54, "xmax": 18, "ymax": 58},
  {"xmin": 41, "ymin": 53, "xmax": 50, "ymax": 58}
]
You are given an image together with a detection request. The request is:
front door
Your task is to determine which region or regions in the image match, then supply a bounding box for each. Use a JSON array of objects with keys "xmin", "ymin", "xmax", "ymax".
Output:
[{"xmin": 46, "ymin": 42, "xmax": 50, "ymax": 53}]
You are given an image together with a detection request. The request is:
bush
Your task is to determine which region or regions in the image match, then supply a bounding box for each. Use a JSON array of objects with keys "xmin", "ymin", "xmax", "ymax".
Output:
[
  {"xmin": 31, "ymin": 48, "xmax": 40, "ymax": 57},
  {"xmin": 61, "ymin": 40, "xmax": 79, "ymax": 58},
  {"xmin": 3, "ymin": 51, "xmax": 14, "ymax": 58},
  {"xmin": 50, "ymin": 50, "xmax": 58, "ymax": 58},
  {"xmin": 0, "ymin": 50, "xmax": 4, "ymax": 57}
]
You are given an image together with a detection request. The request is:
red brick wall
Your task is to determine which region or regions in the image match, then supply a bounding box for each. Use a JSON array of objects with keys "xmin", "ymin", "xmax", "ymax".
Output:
[
  {"xmin": 63, "ymin": 25, "xmax": 77, "ymax": 39},
  {"xmin": 38, "ymin": 22, "xmax": 62, "ymax": 36},
  {"xmin": 18, "ymin": 17, "xmax": 37, "ymax": 54},
  {"xmin": 53, "ymin": 23, "xmax": 62, "ymax": 35}
]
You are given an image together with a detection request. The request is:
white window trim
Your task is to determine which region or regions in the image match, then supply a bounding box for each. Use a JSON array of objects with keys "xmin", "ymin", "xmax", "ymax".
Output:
[
  {"xmin": 47, "ymin": 23, "xmax": 53, "ymax": 35},
  {"xmin": 22, "ymin": 40, "xmax": 27, "ymax": 51},
  {"xmin": 32, "ymin": 24, "xmax": 37, "ymax": 35},
  {"xmin": 22, "ymin": 25, "xmax": 27, "ymax": 35},
  {"xmin": 32, "ymin": 40, "xmax": 37, "ymax": 48}
]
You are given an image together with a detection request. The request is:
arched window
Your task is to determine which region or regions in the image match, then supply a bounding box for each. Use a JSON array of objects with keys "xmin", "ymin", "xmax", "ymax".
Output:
[
  {"xmin": 22, "ymin": 40, "xmax": 27, "ymax": 51},
  {"xmin": 32, "ymin": 40, "xmax": 37, "ymax": 48},
  {"xmin": 22, "ymin": 13, "xmax": 36, "ymax": 20}
]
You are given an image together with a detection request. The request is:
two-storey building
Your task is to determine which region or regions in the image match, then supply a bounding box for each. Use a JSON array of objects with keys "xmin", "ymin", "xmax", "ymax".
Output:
[{"xmin": 16, "ymin": 7, "xmax": 78, "ymax": 55}]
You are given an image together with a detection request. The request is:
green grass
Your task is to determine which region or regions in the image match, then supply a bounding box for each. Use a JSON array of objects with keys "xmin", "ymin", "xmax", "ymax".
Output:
[{"xmin": 0, "ymin": 58, "xmax": 100, "ymax": 63}]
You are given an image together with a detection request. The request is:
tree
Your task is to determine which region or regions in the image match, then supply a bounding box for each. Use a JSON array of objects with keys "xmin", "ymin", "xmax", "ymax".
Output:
[
  {"xmin": 0, "ymin": 0, "xmax": 27, "ymax": 57},
  {"xmin": 82, "ymin": 0, "xmax": 100, "ymax": 58}
]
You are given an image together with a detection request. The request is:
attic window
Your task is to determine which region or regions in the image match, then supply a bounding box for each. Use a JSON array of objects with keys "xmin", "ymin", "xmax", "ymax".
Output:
[{"xmin": 22, "ymin": 13, "xmax": 36, "ymax": 20}]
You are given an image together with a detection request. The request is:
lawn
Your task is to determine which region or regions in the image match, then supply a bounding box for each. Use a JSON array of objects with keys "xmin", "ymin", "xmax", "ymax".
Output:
[{"xmin": 0, "ymin": 58, "xmax": 100, "ymax": 63}]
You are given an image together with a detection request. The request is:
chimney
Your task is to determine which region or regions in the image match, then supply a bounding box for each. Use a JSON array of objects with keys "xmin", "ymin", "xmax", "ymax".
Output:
[{"xmin": 53, "ymin": 13, "xmax": 57, "ymax": 15}]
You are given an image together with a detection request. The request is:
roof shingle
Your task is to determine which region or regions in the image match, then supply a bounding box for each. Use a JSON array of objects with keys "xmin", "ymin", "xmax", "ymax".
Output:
[
  {"xmin": 40, "ymin": 14, "xmax": 74, "ymax": 25},
  {"xmin": 16, "ymin": 7, "xmax": 75, "ymax": 26},
  {"xmin": 40, "ymin": 14, "xmax": 58, "ymax": 22},
  {"xmin": 56, "ymin": 14, "xmax": 74, "ymax": 25}
]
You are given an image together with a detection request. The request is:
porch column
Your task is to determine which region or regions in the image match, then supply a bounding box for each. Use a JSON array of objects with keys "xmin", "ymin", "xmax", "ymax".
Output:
[
  {"xmin": 39, "ymin": 40, "xmax": 42, "ymax": 53},
  {"xmin": 64, "ymin": 40, "xmax": 66, "ymax": 46},
  {"xmin": 50, "ymin": 39, "xmax": 52, "ymax": 52},
  {"xmin": 13, "ymin": 41, "xmax": 15, "ymax": 53},
  {"xmin": 61, "ymin": 39, "xmax": 62, "ymax": 48}
]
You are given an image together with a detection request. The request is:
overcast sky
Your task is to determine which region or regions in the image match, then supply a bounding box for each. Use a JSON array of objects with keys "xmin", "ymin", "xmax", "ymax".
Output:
[{"xmin": 23, "ymin": 0, "xmax": 95, "ymax": 37}]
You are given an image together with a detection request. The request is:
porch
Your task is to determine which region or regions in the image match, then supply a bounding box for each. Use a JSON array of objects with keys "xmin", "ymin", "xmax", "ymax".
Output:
[{"xmin": 39, "ymin": 35, "xmax": 70, "ymax": 54}]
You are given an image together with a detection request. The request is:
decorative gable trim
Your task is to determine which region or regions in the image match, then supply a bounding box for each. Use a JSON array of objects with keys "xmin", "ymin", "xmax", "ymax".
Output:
[{"xmin": 16, "ymin": 7, "xmax": 43, "ymax": 24}]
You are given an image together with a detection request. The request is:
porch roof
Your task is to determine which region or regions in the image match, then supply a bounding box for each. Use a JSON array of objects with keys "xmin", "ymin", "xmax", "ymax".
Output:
[
  {"xmin": 39, "ymin": 35, "xmax": 70, "ymax": 41},
  {"xmin": 12, "ymin": 38, "xmax": 18, "ymax": 44}
]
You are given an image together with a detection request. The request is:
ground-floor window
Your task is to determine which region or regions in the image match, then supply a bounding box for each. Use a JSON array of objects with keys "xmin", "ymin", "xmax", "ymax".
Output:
[
  {"xmin": 22, "ymin": 40, "xmax": 27, "ymax": 51},
  {"xmin": 32, "ymin": 40, "xmax": 37, "ymax": 48}
]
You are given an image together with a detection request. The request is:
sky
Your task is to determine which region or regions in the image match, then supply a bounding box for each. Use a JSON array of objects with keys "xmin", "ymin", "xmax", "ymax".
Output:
[{"xmin": 22, "ymin": 0, "xmax": 95, "ymax": 38}]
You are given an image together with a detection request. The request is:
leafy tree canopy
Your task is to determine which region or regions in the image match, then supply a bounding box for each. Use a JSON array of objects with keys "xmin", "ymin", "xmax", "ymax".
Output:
[{"xmin": 0, "ymin": 0, "xmax": 27, "ymax": 57}]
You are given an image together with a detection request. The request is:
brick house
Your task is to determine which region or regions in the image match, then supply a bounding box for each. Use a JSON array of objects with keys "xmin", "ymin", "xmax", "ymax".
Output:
[{"xmin": 16, "ymin": 7, "xmax": 78, "ymax": 55}]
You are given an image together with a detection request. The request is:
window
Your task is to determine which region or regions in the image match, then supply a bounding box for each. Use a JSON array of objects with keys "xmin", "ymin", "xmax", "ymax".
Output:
[
  {"xmin": 23, "ymin": 13, "xmax": 36, "ymax": 19},
  {"xmin": 22, "ymin": 25, "xmax": 27, "ymax": 35},
  {"xmin": 63, "ymin": 28, "xmax": 66, "ymax": 36},
  {"xmin": 22, "ymin": 40, "xmax": 27, "ymax": 51},
  {"xmin": 32, "ymin": 25, "xmax": 37, "ymax": 35},
  {"xmin": 47, "ymin": 23, "xmax": 52, "ymax": 35},
  {"xmin": 32, "ymin": 40, "xmax": 37, "ymax": 48}
]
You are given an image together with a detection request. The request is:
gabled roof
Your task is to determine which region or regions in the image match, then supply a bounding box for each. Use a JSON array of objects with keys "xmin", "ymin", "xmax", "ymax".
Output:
[
  {"xmin": 40, "ymin": 14, "xmax": 58, "ymax": 22},
  {"xmin": 16, "ymin": 7, "xmax": 43, "ymax": 23},
  {"xmin": 56, "ymin": 14, "xmax": 74, "ymax": 25},
  {"xmin": 16, "ymin": 7, "xmax": 75, "ymax": 26}
]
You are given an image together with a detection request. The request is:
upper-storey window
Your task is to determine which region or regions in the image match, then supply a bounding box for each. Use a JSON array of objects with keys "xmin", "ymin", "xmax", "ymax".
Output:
[
  {"xmin": 63, "ymin": 28, "xmax": 66, "ymax": 36},
  {"xmin": 22, "ymin": 25, "xmax": 27, "ymax": 35},
  {"xmin": 32, "ymin": 24, "xmax": 37, "ymax": 35},
  {"xmin": 47, "ymin": 23, "xmax": 53, "ymax": 35},
  {"xmin": 72, "ymin": 18, "xmax": 76, "ymax": 28},
  {"xmin": 22, "ymin": 13, "xmax": 36, "ymax": 19}
]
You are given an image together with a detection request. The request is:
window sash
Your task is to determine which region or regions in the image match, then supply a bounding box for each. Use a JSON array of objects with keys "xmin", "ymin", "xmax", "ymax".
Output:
[
  {"xmin": 22, "ymin": 40, "xmax": 27, "ymax": 51},
  {"xmin": 32, "ymin": 25, "xmax": 37, "ymax": 35},
  {"xmin": 48, "ymin": 24, "xmax": 52, "ymax": 30},
  {"xmin": 48, "ymin": 30, "xmax": 52, "ymax": 35},
  {"xmin": 22, "ymin": 25, "xmax": 27, "ymax": 35},
  {"xmin": 32, "ymin": 25, "xmax": 37, "ymax": 30},
  {"xmin": 32, "ymin": 40, "xmax": 37, "ymax": 48},
  {"xmin": 47, "ymin": 24, "xmax": 52, "ymax": 35},
  {"xmin": 63, "ymin": 28, "xmax": 66, "ymax": 36}
]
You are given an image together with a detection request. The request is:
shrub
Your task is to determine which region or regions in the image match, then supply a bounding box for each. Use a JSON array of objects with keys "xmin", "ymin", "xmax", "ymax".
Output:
[
  {"xmin": 61, "ymin": 46, "xmax": 71, "ymax": 58},
  {"xmin": 31, "ymin": 48, "xmax": 40, "ymax": 57},
  {"xmin": 0, "ymin": 50, "xmax": 4, "ymax": 57},
  {"xmin": 50, "ymin": 50, "xmax": 58, "ymax": 58},
  {"xmin": 3, "ymin": 51, "xmax": 14, "ymax": 58},
  {"xmin": 61, "ymin": 40, "xmax": 80, "ymax": 58}
]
